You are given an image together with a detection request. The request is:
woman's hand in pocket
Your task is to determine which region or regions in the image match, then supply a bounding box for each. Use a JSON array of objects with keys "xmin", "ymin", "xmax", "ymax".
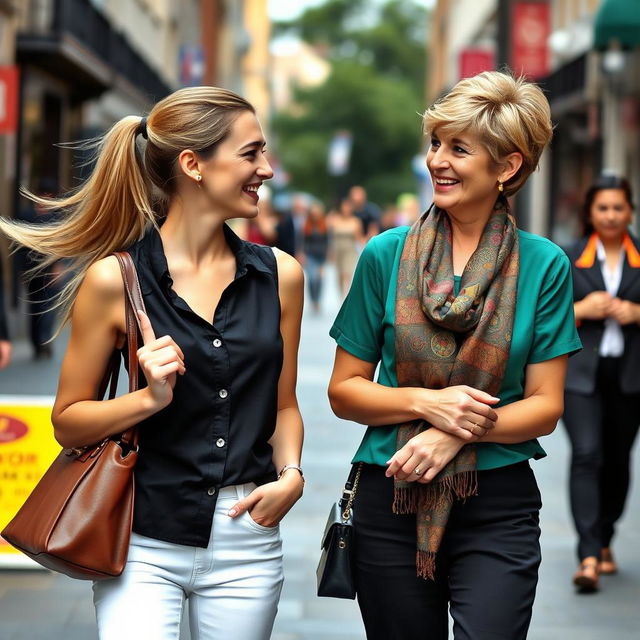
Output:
[{"xmin": 227, "ymin": 474, "xmax": 304, "ymax": 527}]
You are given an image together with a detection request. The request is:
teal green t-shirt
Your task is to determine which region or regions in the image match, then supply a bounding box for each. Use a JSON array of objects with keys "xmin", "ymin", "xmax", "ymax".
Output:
[{"xmin": 329, "ymin": 226, "xmax": 582, "ymax": 470}]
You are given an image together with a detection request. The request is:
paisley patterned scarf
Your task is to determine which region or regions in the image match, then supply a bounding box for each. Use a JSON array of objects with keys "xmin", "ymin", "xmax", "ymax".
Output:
[{"xmin": 393, "ymin": 197, "xmax": 519, "ymax": 579}]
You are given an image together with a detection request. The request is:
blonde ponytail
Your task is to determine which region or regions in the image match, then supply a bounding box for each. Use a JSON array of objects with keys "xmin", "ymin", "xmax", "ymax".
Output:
[
  {"xmin": 0, "ymin": 86, "xmax": 254, "ymax": 334},
  {"xmin": 0, "ymin": 115, "xmax": 153, "ymax": 331}
]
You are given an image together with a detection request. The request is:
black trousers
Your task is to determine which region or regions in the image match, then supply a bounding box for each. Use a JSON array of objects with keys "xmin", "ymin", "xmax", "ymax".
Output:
[
  {"xmin": 353, "ymin": 462, "xmax": 542, "ymax": 640},
  {"xmin": 563, "ymin": 356, "xmax": 640, "ymax": 561}
]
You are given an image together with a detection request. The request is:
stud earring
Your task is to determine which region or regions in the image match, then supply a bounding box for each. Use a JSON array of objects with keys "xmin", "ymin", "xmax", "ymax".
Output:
[
  {"xmin": 196, "ymin": 173, "xmax": 202, "ymax": 182},
  {"xmin": 498, "ymin": 181, "xmax": 504, "ymax": 193}
]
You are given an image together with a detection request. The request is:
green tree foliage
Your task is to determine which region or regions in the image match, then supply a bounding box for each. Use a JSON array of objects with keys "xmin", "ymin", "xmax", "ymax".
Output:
[
  {"xmin": 274, "ymin": 0, "xmax": 366, "ymax": 48},
  {"xmin": 272, "ymin": 0, "xmax": 429, "ymax": 206}
]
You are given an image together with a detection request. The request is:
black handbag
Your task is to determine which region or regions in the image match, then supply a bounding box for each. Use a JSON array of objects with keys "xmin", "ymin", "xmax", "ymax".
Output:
[{"xmin": 316, "ymin": 463, "xmax": 362, "ymax": 599}]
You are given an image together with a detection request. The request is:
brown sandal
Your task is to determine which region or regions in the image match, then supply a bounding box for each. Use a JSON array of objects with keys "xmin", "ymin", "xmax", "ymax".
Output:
[
  {"xmin": 573, "ymin": 557, "xmax": 600, "ymax": 592},
  {"xmin": 600, "ymin": 548, "xmax": 618, "ymax": 575}
]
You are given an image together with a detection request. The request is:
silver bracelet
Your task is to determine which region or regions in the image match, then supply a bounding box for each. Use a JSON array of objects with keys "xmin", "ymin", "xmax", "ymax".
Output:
[{"xmin": 277, "ymin": 464, "xmax": 304, "ymax": 483}]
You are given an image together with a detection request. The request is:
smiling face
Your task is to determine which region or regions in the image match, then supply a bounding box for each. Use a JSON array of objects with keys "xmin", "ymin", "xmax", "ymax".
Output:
[
  {"xmin": 590, "ymin": 188, "xmax": 633, "ymax": 243},
  {"xmin": 426, "ymin": 128, "xmax": 510, "ymax": 219},
  {"xmin": 196, "ymin": 110, "xmax": 273, "ymax": 219}
]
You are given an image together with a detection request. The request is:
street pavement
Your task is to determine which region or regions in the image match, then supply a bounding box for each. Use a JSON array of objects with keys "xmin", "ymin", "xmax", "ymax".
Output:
[{"xmin": 1, "ymin": 266, "xmax": 639, "ymax": 639}]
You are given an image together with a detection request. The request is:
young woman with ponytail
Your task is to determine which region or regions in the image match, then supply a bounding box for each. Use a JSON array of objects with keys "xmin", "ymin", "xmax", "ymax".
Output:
[{"xmin": 0, "ymin": 87, "xmax": 305, "ymax": 639}]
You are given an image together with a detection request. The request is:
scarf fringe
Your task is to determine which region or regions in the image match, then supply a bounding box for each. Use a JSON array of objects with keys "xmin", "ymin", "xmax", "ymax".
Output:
[
  {"xmin": 392, "ymin": 470, "xmax": 478, "ymax": 515},
  {"xmin": 392, "ymin": 485, "xmax": 416, "ymax": 514},
  {"xmin": 417, "ymin": 550, "xmax": 437, "ymax": 580},
  {"xmin": 442, "ymin": 469, "xmax": 478, "ymax": 503}
]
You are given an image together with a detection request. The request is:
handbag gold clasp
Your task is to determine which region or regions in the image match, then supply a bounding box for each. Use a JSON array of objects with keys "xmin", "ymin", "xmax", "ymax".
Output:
[{"xmin": 341, "ymin": 464, "xmax": 362, "ymax": 521}]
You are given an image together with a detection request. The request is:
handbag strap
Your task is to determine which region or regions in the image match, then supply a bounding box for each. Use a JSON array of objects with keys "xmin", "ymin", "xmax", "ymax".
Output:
[
  {"xmin": 115, "ymin": 251, "xmax": 147, "ymax": 448},
  {"xmin": 339, "ymin": 462, "xmax": 363, "ymax": 521},
  {"xmin": 93, "ymin": 252, "xmax": 147, "ymax": 449},
  {"xmin": 114, "ymin": 251, "xmax": 146, "ymax": 392}
]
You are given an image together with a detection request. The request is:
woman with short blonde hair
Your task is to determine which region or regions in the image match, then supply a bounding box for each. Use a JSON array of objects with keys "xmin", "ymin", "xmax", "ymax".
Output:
[
  {"xmin": 423, "ymin": 71, "xmax": 553, "ymax": 196},
  {"xmin": 328, "ymin": 71, "xmax": 579, "ymax": 638}
]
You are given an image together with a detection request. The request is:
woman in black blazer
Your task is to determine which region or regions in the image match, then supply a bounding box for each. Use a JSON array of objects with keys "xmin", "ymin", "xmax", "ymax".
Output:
[{"xmin": 564, "ymin": 174, "xmax": 640, "ymax": 592}]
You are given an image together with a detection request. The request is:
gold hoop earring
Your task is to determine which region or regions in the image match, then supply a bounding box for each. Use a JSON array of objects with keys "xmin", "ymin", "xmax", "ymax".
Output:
[{"xmin": 498, "ymin": 181, "xmax": 504, "ymax": 193}]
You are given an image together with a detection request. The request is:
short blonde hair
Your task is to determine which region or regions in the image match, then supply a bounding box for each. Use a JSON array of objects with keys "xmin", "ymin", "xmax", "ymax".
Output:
[{"xmin": 423, "ymin": 71, "xmax": 552, "ymax": 197}]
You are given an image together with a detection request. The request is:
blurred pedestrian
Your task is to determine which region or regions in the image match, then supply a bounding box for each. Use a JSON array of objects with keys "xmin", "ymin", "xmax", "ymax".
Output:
[
  {"xmin": 328, "ymin": 71, "xmax": 579, "ymax": 639},
  {"xmin": 302, "ymin": 201, "xmax": 329, "ymax": 314},
  {"xmin": 290, "ymin": 194, "xmax": 309, "ymax": 261},
  {"xmin": 242, "ymin": 184, "xmax": 277, "ymax": 246},
  {"xmin": 349, "ymin": 185, "xmax": 381, "ymax": 239},
  {"xmin": 563, "ymin": 174, "xmax": 640, "ymax": 592},
  {"xmin": 273, "ymin": 196, "xmax": 297, "ymax": 258},
  {"xmin": 0, "ymin": 252, "xmax": 12, "ymax": 369},
  {"xmin": 1, "ymin": 86, "xmax": 305, "ymax": 640},
  {"xmin": 379, "ymin": 194, "xmax": 422, "ymax": 233},
  {"xmin": 380, "ymin": 204, "xmax": 399, "ymax": 233},
  {"xmin": 16, "ymin": 178, "xmax": 61, "ymax": 358},
  {"xmin": 395, "ymin": 192, "xmax": 421, "ymax": 227},
  {"xmin": 328, "ymin": 197, "xmax": 363, "ymax": 298}
]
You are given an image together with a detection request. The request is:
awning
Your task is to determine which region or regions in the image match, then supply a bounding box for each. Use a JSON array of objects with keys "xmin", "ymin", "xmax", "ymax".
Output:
[{"xmin": 594, "ymin": 0, "xmax": 640, "ymax": 50}]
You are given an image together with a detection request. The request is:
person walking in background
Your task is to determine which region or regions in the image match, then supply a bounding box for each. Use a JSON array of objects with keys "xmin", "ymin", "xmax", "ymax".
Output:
[
  {"xmin": 1, "ymin": 86, "xmax": 305, "ymax": 640},
  {"xmin": 395, "ymin": 192, "xmax": 421, "ymax": 227},
  {"xmin": 380, "ymin": 194, "xmax": 422, "ymax": 233},
  {"xmin": 242, "ymin": 184, "xmax": 277, "ymax": 246},
  {"xmin": 0, "ymin": 252, "xmax": 12, "ymax": 369},
  {"xmin": 290, "ymin": 194, "xmax": 309, "ymax": 261},
  {"xmin": 273, "ymin": 203, "xmax": 297, "ymax": 257},
  {"xmin": 379, "ymin": 203, "xmax": 399, "ymax": 234},
  {"xmin": 328, "ymin": 71, "xmax": 580, "ymax": 639},
  {"xmin": 563, "ymin": 174, "xmax": 640, "ymax": 593},
  {"xmin": 302, "ymin": 201, "xmax": 329, "ymax": 314},
  {"xmin": 328, "ymin": 197, "xmax": 363, "ymax": 298},
  {"xmin": 16, "ymin": 178, "xmax": 62, "ymax": 359},
  {"xmin": 349, "ymin": 185, "xmax": 381, "ymax": 240}
]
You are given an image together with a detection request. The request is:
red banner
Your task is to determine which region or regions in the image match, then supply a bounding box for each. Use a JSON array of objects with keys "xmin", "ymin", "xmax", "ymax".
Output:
[
  {"xmin": 459, "ymin": 49, "xmax": 495, "ymax": 80},
  {"xmin": 511, "ymin": 2, "xmax": 550, "ymax": 79},
  {"xmin": 0, "ymin": 66, "xmax": 19, "ymax": 134}
]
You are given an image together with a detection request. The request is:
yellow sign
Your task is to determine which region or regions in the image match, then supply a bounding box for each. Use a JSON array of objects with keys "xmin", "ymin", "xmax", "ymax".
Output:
[{"xmin": 0, "ymin": 395, "xmax": 60, "ymax": 568}]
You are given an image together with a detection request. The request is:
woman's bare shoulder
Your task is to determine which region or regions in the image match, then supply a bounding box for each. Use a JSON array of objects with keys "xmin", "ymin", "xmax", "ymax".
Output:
[
  {"xmin": 80, "ymin": 256, "xmax": 124, "ymax": 300},
  {"xmin": 272, "ymin": 247, "xmax": 304, "ymax": 287}
]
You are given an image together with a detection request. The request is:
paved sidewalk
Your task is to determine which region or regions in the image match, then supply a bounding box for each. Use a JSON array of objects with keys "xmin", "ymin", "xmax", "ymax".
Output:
[{"xmin": 1, "ymin": 267, "xmax": 639, "ymax": 639}]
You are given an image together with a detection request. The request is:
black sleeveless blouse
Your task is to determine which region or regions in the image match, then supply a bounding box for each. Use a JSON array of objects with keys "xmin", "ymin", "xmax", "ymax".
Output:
[{"xmin": 125, "ymin": 223, "xmax": 282, "ymax": 547}]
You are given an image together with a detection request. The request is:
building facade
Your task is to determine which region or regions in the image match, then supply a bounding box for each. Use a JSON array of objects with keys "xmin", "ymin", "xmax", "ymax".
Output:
[
  {"xmin": 8, "ymin": 0, "xmax": 273, "ymax": 210},
  {"xmin": 13, "ymin": 0, "xmax": 176, "ymax": 200},
  {"xmin": 1, "ymin": 0, "xmax": 275, "ymax": 338},
  {"xmin": 215, "ymin": 0, "xmax": 271, "ymax": 127},
  {"xmin": 428, "ymin": 0, "xmax": 640, "ymax": 243},
  {"xmin": 0, "ymin": 1, "xmax": 19, "ymax": 301}
]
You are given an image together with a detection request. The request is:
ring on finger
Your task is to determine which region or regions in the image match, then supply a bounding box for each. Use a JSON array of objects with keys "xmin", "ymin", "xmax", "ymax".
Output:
[{"xmin": 414, "ymin": 466, "xmax": 424, "ymax": 476}]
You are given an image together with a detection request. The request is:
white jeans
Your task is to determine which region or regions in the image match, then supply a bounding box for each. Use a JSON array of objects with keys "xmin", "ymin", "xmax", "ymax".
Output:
[{"xmin": 93, "ymin": 483, "xmax": 284, "ymax": 640}]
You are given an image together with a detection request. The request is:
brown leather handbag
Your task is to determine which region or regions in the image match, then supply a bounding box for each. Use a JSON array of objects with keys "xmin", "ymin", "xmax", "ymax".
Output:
[{"xmin": 1, "ymin": 252, "xmax": 146, "ymax": 580}]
